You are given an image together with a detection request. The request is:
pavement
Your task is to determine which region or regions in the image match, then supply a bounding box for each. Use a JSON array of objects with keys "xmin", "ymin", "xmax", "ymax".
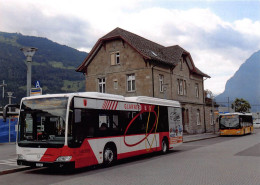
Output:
[
  {"xmin": 183, "ymin": 132, "xmax": 219, "ymax": 143},
  {"xmin": 0, "ymin": 132, "xmax": 219, "ymax": 175}
]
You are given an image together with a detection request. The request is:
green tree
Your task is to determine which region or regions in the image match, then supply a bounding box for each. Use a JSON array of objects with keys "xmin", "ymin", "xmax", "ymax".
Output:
[{"xmin": 231, "ymin": 98, "xmax": 251, "ymax": 112}]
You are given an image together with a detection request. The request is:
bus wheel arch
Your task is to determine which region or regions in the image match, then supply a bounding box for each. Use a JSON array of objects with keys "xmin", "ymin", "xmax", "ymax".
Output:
[
  {"xmin": 103, "ymin": 142, "xmax": 117, "ymax": 166},
  {"xmin": 161, "ymin": 137, "xmax": 169, "ymax": 154}
]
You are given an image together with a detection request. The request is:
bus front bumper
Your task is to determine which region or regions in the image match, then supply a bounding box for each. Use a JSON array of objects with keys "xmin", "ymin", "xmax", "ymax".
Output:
[{"xmin": 17, "ymin": 159, "xmax": 75, "ymax": 169}]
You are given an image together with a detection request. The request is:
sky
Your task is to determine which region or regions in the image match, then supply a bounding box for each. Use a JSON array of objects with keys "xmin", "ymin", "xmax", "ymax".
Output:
[{"xmin": 0, "ymin": 0, "xmax": 260, "ymax": 95}]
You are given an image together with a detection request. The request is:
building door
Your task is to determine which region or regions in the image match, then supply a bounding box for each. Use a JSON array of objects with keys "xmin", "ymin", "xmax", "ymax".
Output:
[
  {"xmin": 181, "ymin": 108, "xmax": 189, "ymax": 133},
  {"xmin": 182, "ymin": 108, "xmax": 186, "ymax": 133}
]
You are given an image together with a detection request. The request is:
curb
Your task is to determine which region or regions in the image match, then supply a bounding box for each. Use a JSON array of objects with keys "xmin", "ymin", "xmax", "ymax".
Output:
[
  {"xmin": 0, "ymin": 142, "xmax": 16, "ymax": 145},
  {"xmin": 0, "ymin": 166, "xmax": 32, "ymax": 176},
  {"xmin": 183, "ymin": 135, "xmax": 219, "ymax": 143}
]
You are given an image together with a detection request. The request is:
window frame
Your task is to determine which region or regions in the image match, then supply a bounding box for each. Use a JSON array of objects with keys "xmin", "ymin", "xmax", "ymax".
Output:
[
  {"xmin": 127, "ymin": 74, "xmax": 136, "ymax": 92},
  {"xmin": 195, "ymin": 83, "xmax": 199, "ymax": 98},
  {"xmin": 210, "ymin": 110, "xmax": 214, "ymax": 125},
  {"xmin": 177, "ymin": 79, "xmax": 187, "ymax": 96},
  {"xmin": 113, "ymin": 80, "xmax": 118, "ymax": 89},
  {"xmin": 159, "ymin": 74, "xmax": 164, "ymax": 92},
  {"xmin": 98, "ymin": 78, "xmax": 106, "ymax": 93},
  {"xmin": 110, "ymin": 51, "xmax": 120, "ymax": 65}
]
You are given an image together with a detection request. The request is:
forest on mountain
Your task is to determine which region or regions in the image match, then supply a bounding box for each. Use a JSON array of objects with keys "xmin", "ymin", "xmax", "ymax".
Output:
[{"xmin": 0, "ymin": 31, "xmax": 88, "ymax": 106}]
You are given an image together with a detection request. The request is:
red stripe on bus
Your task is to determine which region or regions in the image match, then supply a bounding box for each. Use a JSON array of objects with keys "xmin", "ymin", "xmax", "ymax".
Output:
[
  {"xmin": 108, "ymin": 101, "xmax": 113, "ymax": 110},
  {"xmin": 118, "ymin": 147, "xmax": 161, "ymax": 160},
  {"xmin": 111, "ymin": 101, "xmax": 116, "ymax": 110},
  {"xmin": 114, "ymin": 101, "xmax": 118, "ymax": 110},
  {"xmin": 103, "ymin": 100, "xmax": 108, "ymax": 109}
]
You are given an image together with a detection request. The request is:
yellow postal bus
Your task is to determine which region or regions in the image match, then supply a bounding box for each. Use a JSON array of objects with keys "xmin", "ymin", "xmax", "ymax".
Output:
[{"xmin": 219, "ymin": 113, "xmax": 253, "ymax": 136}]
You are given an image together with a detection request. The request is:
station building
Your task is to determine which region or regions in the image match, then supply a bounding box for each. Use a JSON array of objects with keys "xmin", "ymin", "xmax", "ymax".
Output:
[{"xmin": 77, "ymin": 27, "xmax": 213, "ymax": 134}]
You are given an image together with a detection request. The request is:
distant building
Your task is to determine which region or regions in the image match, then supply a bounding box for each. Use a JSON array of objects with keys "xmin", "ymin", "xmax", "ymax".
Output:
[
  {"xmin": 77, "ymin": 27, "xmax": 211, "ymax": 134},
  {"xmin": 218, "ymin": 106, "xmax": 235, "ymax": 114},
  {"xmin": 252, "ymin": 112, "xmax": 260, "ymax": 124},
  {"xmin": 205, "ymin": 95, "xmax": 219, "ymax": 133}
]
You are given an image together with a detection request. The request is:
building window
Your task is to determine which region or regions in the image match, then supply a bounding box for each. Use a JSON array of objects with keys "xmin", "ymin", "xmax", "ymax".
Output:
[
  {"xmin": 110, "ymin": 52, "xmax": 120, "ymax": 65},
  {"xmin": 114, "ymin": 80, "xmax": 118, "ymax": 89},
  {"xmin": 183, "ymin": 80, "xmax": 187, "ymax": 95},
  {"xmin": 195, "ymin": 83, "xmax": 199, "ymax": 98},
  {"xmin": 210, "ymin": 110, "xmax": 214, "ymax": 125},
  {"xmin": 127, "ymin": 74, "xmax": 135, "ymax": 92},
  {"xmin": 196, "ymin": 109, "xmax": 201, "ymax": 125},
  {"xmin": 98, "ymin": 78, "xmax": 105, "ymax": 93},
  {"xmin": 177, "ymin": 79, "xmax": 187, "ymax": 96},
  {"xmin": 159, "ymin": 74, "xmax": 164, "ymax": 92}
]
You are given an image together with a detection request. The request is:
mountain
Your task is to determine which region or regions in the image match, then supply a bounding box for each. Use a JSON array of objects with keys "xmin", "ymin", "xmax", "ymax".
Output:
[
  {"xmin": 216, "ymin": 50, "xmax": 260, "ymax": 112},
  {"xmin": 0, "ymin": 31, "xmax": 88, "ymax": 107}
]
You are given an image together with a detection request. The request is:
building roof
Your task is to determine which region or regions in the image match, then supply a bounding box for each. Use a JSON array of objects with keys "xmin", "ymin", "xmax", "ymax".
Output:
[{"xmin": 76, "ymin": 27, "xmax": 210, "ymax": 78}]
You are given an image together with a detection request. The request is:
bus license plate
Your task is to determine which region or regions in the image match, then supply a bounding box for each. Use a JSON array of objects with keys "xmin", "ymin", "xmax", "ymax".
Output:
[{"xmin": 36, "ymin": 163, "xmax": 43, "ymax": 167}]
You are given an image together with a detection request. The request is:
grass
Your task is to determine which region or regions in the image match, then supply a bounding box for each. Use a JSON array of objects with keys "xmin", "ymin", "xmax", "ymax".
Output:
[
  {"xmin": 48, "ymin": 61, "xmax": 75, "ymax": 69},
  {"xmin": 61, "ymin": 80, "xmax": 85, "ymax": 92}
]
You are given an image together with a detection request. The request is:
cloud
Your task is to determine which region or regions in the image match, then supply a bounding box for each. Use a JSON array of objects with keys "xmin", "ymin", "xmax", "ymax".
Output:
[
  {"xmin": 0, "ymin": 0, "xmax": 93, "ymax": 50},
  {"xmin": 0, "ymin": 0, "xmax": 259, "ymax": 94}
]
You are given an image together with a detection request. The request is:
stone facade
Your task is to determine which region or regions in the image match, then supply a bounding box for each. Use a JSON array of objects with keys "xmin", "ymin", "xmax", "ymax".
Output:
[{"xmin": 78, "ymin": 28, "xmax": 212, "ymax": 134}]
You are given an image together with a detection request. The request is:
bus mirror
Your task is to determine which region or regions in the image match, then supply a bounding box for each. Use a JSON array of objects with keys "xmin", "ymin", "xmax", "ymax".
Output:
[{"xmin": 3, "ymin": 104, "xmax": 20, "ymax": 122}]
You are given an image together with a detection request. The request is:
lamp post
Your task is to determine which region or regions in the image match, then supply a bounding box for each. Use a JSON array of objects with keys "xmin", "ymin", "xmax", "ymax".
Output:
[
  {"xmin": 0, "ymin": 80, "xmax": 7, "ymax": 98},
  {"xmin": 20, "ymin": 47, "xmax": 38, "ymax": 97}
]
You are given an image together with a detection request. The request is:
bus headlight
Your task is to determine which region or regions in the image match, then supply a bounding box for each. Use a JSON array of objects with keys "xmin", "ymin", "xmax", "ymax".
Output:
[
  {"xmin": 18, "ymin": 154, "xmax": 25, "ymax": 160},
  {"xmin": 56, "ymin": 156, "xmax": 72, "ymax": 162}
]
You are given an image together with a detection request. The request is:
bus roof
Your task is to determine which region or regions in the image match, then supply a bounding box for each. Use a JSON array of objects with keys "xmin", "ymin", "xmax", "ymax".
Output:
[
  {"xmin": 219, "ymin": 112, "xmax": 252, "ymax": 116},
  {"xmin": 21, "ymin": 92, "xmax": 181, "ymax": 107},
  {"xmin": 125, "ymin": 96, "xmax": 180, "ymax": 107}
]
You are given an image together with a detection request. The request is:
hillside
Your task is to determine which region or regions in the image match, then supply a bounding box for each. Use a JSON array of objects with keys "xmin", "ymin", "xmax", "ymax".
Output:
[
  {"xmin": 0, "ymin": 31, "xmax": 88, "ymax": 106},
  {"xmin": 216, "ymin": 50, "xmax": 260, "ymax": 112}
]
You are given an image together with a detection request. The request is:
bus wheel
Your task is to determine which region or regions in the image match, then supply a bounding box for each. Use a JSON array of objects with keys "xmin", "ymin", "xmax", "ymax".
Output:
[
  {"xmin": 161, "ymin": 139, "xmax": 168, "ymax": 154},
  {"xmin": 103, "ymin": 146, "xmax": 116, "ymax": 166}
]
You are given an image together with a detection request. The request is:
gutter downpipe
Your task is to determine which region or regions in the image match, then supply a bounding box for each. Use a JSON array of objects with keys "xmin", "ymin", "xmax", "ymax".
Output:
[{"xmin": 151, "ymin": 63, "xmax": 159, "ymax": 97}]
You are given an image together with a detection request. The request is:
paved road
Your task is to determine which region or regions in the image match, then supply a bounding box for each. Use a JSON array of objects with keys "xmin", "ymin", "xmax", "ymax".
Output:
[{"xmin": 0, "ymin": 130, "xmax": 259, "ymax": 185}]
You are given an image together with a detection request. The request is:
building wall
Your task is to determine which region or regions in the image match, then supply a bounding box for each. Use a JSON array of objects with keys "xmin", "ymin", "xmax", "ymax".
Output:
[
  {"xmin": 85, "ymin": 39, "xmax": 209, "ymax": 134},
  {"xmin": 205, "ymin": 106, "xmax": 219, "ymax": 133},
  {"xmin": 86, "ymin": 39, "xmax": 152, "ymax": 96}
]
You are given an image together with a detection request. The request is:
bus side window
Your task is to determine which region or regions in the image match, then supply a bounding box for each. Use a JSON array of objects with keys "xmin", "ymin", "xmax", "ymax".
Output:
[
  {"xmin": 112, "ymin": 115, "xmax": 119, "ymax": 129},
  {"xmin": 73, "ymin": 109, "xmax": 83, "ymax": 143}
]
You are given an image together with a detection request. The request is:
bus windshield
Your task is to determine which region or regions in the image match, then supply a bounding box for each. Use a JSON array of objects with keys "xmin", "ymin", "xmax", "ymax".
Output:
[
  {"xmin": 219, "ymin": 115, "xmax": 239, "ymax": 129},
  {"xmin": 18, "ymin": 97, "xmax": 68, "ymax": 148}
]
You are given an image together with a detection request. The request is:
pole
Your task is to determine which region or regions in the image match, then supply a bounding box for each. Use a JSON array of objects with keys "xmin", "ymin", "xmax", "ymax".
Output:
[
  {"xmin": 228, "ymin": 97, "xmax": 230, "ymax": 113},
  {"xmin": 27, "ymin": 61, "xmax": 32, "ymax": 97},
  {"xmin": 212, "ymin": 95, "xmax": 215, "ymax": 134},
  {"xmin": 20, "ymin": 47, "xmax": 37, "ymax": 97},
  {"xmin": 0, "ymin": 80, "xmax": 7, "ymax": 98}
]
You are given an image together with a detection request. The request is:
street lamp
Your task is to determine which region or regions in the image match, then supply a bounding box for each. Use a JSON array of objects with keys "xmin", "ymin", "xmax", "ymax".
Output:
[
  {"xmin": 20, "ymin": 47, "xmax": 38, "ymax": 97},
  {"xmin": 0, "ymin": 80, "xmax": 7, "ymax": 98}
]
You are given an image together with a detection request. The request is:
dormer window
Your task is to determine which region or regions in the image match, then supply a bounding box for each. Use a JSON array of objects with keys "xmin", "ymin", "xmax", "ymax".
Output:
[
  {"xmin": 151, "ymin": 51, "xmax": 157, "ymax": 57},
  {"xmin": 110, "ymin": 52, "xmax": 120, "ymax": 65}
]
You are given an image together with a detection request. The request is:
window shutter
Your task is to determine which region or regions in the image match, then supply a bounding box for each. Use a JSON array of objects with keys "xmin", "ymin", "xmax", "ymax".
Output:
[{"xmin": 111, "ymin": 53, "xmax": 116, "ymax": 65}]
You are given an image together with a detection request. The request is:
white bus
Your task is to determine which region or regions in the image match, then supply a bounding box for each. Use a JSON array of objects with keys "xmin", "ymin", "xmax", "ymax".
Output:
[{"xmin": 15, "ymin": 92, "xmax": 182, "ymax": 169}]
